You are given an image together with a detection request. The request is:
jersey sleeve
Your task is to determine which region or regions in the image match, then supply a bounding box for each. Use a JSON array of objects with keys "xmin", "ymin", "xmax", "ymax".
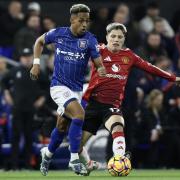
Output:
[
  {"xmin": 44, "ymin": 28, "xmax": 56, "ymax": 44},
  {"xmin": 89, "ymin": 36, "xmax": 101, "ymax": 60},
  {"xmin": 132, "ymin": 53, "xmax": 176, "ymax": 82}
]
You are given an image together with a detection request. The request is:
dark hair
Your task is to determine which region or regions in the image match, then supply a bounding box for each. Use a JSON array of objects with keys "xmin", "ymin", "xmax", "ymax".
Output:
[
  {"xmin": 10, "ymin": 0, "xmax": 21, "ymax": 4},
  {"xmin": 70, "ymin": 4, "xmax": 90, "ymax": 15},
  {"xmin": 106, "ymin": 22, "xmax": 127, "ymax": 35},
  {"xmin": 26, "ymin": 14, "xmax": 39, "ymax": 22},
  {"xmin": 43, "ymin": 16, "xmax": 56, "ymax": 22},
  {"xmin": 147, "ymin": 2, "xmax": 159, "ymax": 9},
  {"xmin": 148, "ymin": 30, "xmax": 160, "ymax": 36}
]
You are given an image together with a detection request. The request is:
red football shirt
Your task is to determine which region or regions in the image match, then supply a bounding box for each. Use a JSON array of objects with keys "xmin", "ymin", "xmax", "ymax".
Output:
[{"xmin": 83, "ymin": 46, "xmax": 176, "ymax": 108}]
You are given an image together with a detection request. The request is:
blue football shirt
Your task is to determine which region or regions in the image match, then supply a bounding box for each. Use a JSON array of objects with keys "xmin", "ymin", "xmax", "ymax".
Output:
[{"xmin": 44, "ymin": 27, "xmax": 100, "ymax": 91}]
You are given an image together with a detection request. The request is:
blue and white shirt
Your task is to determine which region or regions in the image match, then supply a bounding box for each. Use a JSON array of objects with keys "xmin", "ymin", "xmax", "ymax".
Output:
[{"xmin": 45, "ymin": 27, "xmax": 100, "ymax": 91}]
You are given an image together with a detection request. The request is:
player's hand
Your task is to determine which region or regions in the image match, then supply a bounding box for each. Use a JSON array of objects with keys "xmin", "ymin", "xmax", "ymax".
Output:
[
  {"xmin": 175, "ymin": 77, "xmax": 180, "ymax": 86},
  {"xmin": 97, "ymin": 66, "xmax": 106, "ymax": 77},
  {"xmin": 30, "ymin": 64, "xmax": 40, "ymax": 80}
]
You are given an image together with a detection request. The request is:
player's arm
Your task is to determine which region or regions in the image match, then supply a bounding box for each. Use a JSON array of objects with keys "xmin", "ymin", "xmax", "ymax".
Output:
[
  {"xmin": 133, "ymin": 54, "xmax": 180, "ymax": 85},
  {"xmin": 30, "ymin": 34, "xmax": 45, "ymax": 80},
  {"xmin": 30, "ymin": 28, "xmax": 56, "ymax": 80},
  {"xmin": 89, "ymin": 36, "xmax": 106, "ymax": 77},
  {"xmin": 93, "ymin": 56, "xmax": 106, "ymax": 77}
]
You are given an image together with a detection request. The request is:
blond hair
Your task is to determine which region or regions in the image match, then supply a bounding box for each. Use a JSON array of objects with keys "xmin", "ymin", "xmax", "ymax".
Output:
[
  {"xmin": 70, "ymin": 4, "xmax": 90, "ymax": 15},
  {"xmin": 146, "ymin": 89, "xmax": 163, "ymax": 108}
]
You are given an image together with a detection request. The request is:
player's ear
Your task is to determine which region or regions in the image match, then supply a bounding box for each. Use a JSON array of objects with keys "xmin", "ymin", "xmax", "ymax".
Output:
[
  {"xmin": 70, "ymin": 16, "xmax": 73, "ymax": 24},
  {"xmin": 70, "ymin": 14, "xmax": 76, "ymax": 24},
  {"xmin": 123, "ymin": 35, "xmax": 126, "ymax": 42}
]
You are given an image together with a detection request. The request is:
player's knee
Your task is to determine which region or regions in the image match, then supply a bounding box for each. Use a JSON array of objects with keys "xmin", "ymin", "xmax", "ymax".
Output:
[
  {"xmin": 56, "ymin": 116, "xmax": 69, "ymax": 132},
  {"xmin": 111, "ymin": 125, "xmax": 124, "ymax": 134},
  {"xmin": 73, "ymin": 114, "xmax": 84, "ymax": 120},
  {"xmin": 72, "ymin": 109, "xmax": 85, "ymax": 120}
]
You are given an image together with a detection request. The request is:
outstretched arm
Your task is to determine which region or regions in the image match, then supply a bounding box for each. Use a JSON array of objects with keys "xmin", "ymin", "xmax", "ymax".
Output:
[
  {"xmin": 133, "ymin": 54, "xmax": 176, "ymax": 82},
  {"xmin": 30, "ymin": 34, "xmax": 45, "ymax": 80}
]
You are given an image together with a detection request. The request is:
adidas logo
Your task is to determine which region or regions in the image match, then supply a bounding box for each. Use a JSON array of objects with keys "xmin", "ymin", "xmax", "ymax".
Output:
[{"xmin": 104, "ymin": 56, "xmax": 112, "ymax": 61}]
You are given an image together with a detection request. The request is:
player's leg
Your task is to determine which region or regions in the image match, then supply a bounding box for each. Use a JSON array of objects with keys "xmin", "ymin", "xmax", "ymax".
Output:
[
  {"xmin": 40, "ymin": 115, "xmax": 69, "ymax": 176},
  {"xmin": 46, "ymin": 115, "xmax": 70, "ymax": 158},
  {"xmin": 47, "ymin": 86, "xmax": 87, "ymax": 175},
  {"xmin": 79, "ymin": 130, "xmax": 99, "ymax": 175},
  {"xmin": 105, "ymin": 114, "xmax": 126, "ymax": 157},
  {"xmin": 78, "ymin": 100, "xmax": 103, "ymax": 175},
  {"xmin": 79, "ymin": 130, "xmax": 92, "ymax": 164},
  {"xmin": 65, "ymin": 100, "xmax": 88, "ymax": 175},
  {"xmin": 40, "ymin": 86, "xmax": 71, "ymax": 176}
]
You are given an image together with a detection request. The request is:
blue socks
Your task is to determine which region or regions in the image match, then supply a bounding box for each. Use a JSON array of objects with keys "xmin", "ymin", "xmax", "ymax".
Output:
[
  {"xmin": 48, "ymin": 128, "xmax": 65, "ymax": 153},
  {"xmin": 47, "ymin": 119, "xmax": 83, "ymax": 156},
  {"xmin": 68, "ymin": 119, "xmax": 84, "ymax": 153}
]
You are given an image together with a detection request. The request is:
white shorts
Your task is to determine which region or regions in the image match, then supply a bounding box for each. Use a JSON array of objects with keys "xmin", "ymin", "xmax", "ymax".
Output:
[{"xmin": 50, "ymin": 86, "xmax": 83, "ymax": 116}]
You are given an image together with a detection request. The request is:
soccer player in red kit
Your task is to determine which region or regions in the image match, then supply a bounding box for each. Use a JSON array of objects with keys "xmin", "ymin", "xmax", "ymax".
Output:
[{"xmin": 78, "ymin": 22, "xmax": 180, "ymax": 174}]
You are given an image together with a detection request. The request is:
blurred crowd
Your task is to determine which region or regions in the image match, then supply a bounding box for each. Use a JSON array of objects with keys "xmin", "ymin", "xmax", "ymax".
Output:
[{"xmin": 0, "ymin": 0, "xmax": 180, "ymax": 170}]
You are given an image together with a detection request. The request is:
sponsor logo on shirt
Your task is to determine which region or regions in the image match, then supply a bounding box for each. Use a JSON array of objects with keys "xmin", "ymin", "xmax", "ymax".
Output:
[
  {"xmin": 111, "ymin": 64, "xmax": 121, "ymax": 72},
  {"xmin": 106, "ymin": 73, "xmax": 127, "ymax": 80},
  {"xmin": 56, "ymin": 48, "xmax": 85, "ymax": 60}
]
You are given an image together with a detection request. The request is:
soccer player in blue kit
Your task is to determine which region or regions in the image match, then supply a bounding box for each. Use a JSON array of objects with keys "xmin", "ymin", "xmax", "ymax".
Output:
[{"xmin": 30, "ymin": 4, "xmax": 106, "ymax": 176}]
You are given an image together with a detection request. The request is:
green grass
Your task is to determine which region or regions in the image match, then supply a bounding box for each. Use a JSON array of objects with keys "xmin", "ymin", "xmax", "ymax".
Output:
[{"xmin": 0, "ymin": 170, "xmax": 180, "ymax": 180}]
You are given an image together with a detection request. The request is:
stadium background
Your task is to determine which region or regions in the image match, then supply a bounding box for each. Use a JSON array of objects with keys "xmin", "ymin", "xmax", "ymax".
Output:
[
  {"xmin": 0, "ymin": 0, "xmax": 180, "ymax": 172},
  {"xmin": 1, "ymin": 0, "xmax": 180, "ymax": 25}
]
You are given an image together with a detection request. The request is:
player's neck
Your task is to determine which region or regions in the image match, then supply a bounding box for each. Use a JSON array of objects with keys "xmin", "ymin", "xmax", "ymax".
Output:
[
  {"xmin": 107, "ymin": 46, "xmax": 122, "ymax": 54},
  {"xmin": 70, "ymin": 26, "xmax": 79, "ymax": 37}
]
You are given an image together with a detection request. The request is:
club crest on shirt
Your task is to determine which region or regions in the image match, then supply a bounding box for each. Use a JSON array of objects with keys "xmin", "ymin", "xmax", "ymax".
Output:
[
  {"xmin": 121, "ymin": 56, "xmax": 130, "ymax": 64},
  {"xmin": 78, "ymin": 39, "xmax": 87, "ymax": 49}
]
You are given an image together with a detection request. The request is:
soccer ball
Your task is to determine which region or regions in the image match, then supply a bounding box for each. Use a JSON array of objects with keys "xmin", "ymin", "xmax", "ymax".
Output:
[{"xmin": 107, "ymin": 155, "xmax": 132, "ymax": 176}]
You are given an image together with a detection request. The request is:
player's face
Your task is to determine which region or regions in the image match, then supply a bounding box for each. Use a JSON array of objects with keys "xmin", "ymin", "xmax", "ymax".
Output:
[
  {"xmin": 70, "ymin": 12, "xmax": 90, "ymax": 36},
  {"xmin": 106, "ymin": 29, "xmax": 125, "ymax": 53}
]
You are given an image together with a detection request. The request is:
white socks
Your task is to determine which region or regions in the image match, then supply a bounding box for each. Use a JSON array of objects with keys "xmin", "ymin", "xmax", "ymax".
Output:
[
  {"xmin": 112, "ymin": 132, "xmax": 126, "ymax": 156},
  {"xmin": 70, "ymin": 153, "xmax": 79, "ymax": 162},
  {"xmin": 46, "ymin": 147, "xmax": 53, "ymax": 158},
  {"xmin": 46, "ymin": 144, "xmax": 80, "ymax": 162}
]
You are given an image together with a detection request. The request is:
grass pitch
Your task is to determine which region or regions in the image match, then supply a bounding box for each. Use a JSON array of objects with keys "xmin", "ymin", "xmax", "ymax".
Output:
[{"xmin": 0, "ymin": 169, "xmax": 180, "ymax": 180}]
